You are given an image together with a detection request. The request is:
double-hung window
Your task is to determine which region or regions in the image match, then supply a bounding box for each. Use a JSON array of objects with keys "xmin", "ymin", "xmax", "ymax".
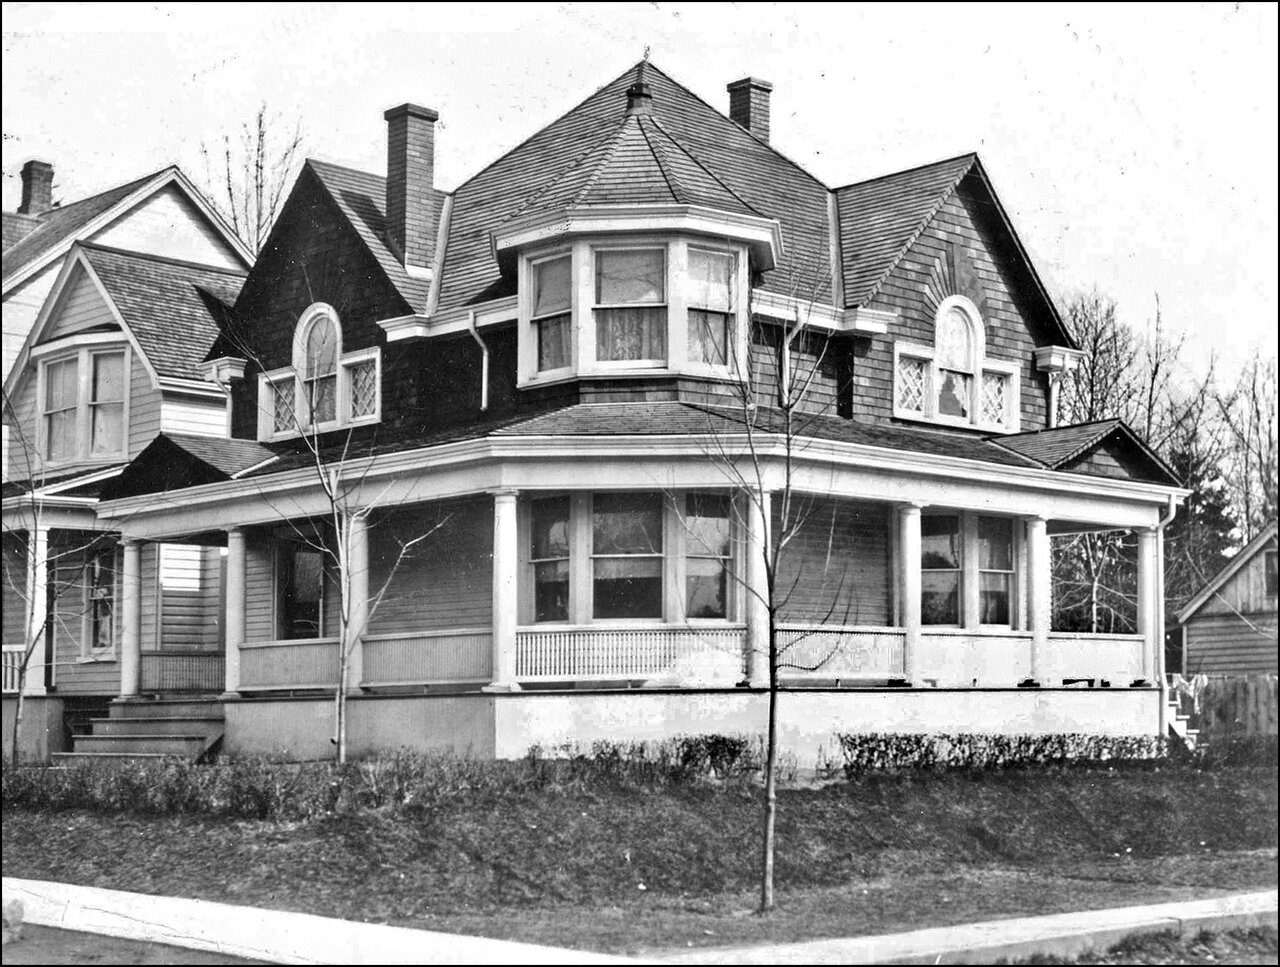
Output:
[
  {"xmin": 530, "ymin": 496, "xmax": 572, "ymax": 622},
  {"xmin": 683, "ymin": 493, "xmax": 732, "ymax": 619},
  {"xmin": 591, "ymin": 493, "xmax": 664, "ymax": 619},
  {"xmin": 83, "ymin": 547, "xmax": 118, "ymax": 658},
  {"xmin": 39, "ymin": 346, "xmax": 129, "ymax": 464},
  {"xmin": 277, "ymin": 545, "xmax": 325, "ymax": 640},
  {"xmin": 920, "ymin": 512, "xmax": 1020, "ymax": 629},
  {"xmin": 532, "ymin": 255, "xmax": 572, "ymax": 373},
  {"xmin": 688, "ymin": 249, "xmax": 734, "ymax": 366},
  {"xmin": 921, "ymin": 515, "xmax": 963, "ymax": 625},
  {"xmin": 594, "ymin": 249, "xmax": 667, "ymax": 365}
]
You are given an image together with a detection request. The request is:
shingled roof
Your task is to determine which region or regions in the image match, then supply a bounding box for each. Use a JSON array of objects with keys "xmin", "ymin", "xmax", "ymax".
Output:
[
  {"xmin": 101, "ymin": 433, "xmax": 279, "ymax": 502},
  {"xmin": 994, "ymin": 419, "xmax": 1179, "ymax": 485},
  {"xmin": 78, "ymin": 243, "xmax": 246, "ymax": 380}
]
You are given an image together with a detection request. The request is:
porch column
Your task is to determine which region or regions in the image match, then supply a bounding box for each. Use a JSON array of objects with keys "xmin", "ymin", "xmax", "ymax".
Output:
[
  {"xmin": 346, "ymin": 514, "xmax": 369, "ymax": 692},
  {"xmin": 745, "ymin": 488, "xmax": 771, "ymax": 688},
  {"xmin": 23, "ymin": 527, "xmax": 49, "ymax": 696},
  {"xmin": 485, "ymin": 490, "xmax": 520, "ymax": 691},
  {"xmin": 119, "ymin": 539, "xmax": 143, "ymax": 699},
  {"xmin": 1023, "ymin": 516, "xmax": 1050, "ymax": 688},
  {"xmin": 222, "ymin": 528, "xmax": 246, "ymax": 696},
  {"xmin": 897, "ymin": 504, "xmax": 921, "ymax": 685},
  {"xmin": 1135, "ymin": 526, "xmax": 1158, "ymax": 686}
]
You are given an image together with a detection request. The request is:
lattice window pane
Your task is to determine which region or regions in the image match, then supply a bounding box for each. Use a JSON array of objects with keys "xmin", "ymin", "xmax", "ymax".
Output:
[
  {"xmin": 896, "ymin": 356, "xmax": 927, "ymax": 412},
  {"xmin": 349, "ymin": 360, "xmax": 378, "ymax": 418},
  {"xmin": 272, "ymin": 380, "xmax": 295, "ymax": 432},
  {"xmin": 982, "ymin": 371, "xmax": 1008, "ymax": 425}
]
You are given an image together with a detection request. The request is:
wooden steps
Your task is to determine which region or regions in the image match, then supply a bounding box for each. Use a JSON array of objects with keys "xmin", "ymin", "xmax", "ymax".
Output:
[{"xmin": 52, "ymin": 697, "xmax": 224, "ymax": 764}]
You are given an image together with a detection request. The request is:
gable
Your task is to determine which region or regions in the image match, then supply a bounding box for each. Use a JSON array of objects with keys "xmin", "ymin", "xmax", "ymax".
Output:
[
  {"xmin": 40, "ymin": 262, "xmax": 120, "ymax": 342},
  {"xmin": 1180, "ymin": 524, "xmax": 1280, "ymax": 623},
  {"xmin": 1059, "ymin": 436, "xmax": 1167, "ymax": 483},
  {"xmin": 89, "ymin": 183, "xmax": 244, "ymax": 272}
]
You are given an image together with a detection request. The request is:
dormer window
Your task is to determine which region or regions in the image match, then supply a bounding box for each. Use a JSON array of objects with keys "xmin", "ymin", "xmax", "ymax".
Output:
[
  {"xmin": 894, "ymin": 295, "xmax": 1020, "ymax": 431},
  {"xmin": 259, "ymin": 303, "xmax": 381, "ymax": 440},
  {"xmin": 37, "ymin": 344, "xmax": 130, "ymax": 465}
]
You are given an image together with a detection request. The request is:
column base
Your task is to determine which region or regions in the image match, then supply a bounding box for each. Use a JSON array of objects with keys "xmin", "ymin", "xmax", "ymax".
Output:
[
  {"xmin": 482, "ymin": 682, "xmax": 522, "ymax": 693},
  {"xmin": 1016, "ymin": 678, "xmax": 1041, "ymax": 689}
]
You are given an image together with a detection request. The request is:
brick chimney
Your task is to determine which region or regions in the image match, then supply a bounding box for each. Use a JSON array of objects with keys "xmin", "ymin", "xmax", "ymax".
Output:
[
  {"xmin": 727, "ymin": 77, "xmax": 773, "ymax": 143},
  {"xmin": 384, "ymin": 103, "xmax": 439, "ymax": 274},
  {"xmin": 18, "ymin": 160, "xmax": 54, "ymax": 215}
]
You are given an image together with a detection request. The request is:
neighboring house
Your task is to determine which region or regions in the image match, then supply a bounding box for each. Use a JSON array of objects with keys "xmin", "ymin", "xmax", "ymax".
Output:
[
  {"xmin": 20, "ymin": 62, "xmax": 1188, "ymax": 763},
  {"xmin": 1177, "ymin": 522, "xmax": 1279, "ymax": 675},
  {"xmin": 1, "ymin": 239, "xmax": 247, "ymax": 759}
]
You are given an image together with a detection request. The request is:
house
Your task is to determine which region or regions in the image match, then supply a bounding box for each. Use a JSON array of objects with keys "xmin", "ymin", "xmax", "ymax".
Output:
[
  {"xmin": 1176, "ymin": 522, "xmax": 1279, "ymax": 675},
  {"xmin": 1, "ymin": 236, "xmax": 248, "ymax": 759},
  {"xmin": 13, "ymin": 62, "xmax": 1188, "ymax": 763}
]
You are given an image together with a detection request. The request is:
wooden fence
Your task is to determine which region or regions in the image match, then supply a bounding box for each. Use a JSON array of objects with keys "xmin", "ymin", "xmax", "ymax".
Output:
[{"xmin": 1169, "ymin": 673, "xmax": 1278, "ymax": 740}]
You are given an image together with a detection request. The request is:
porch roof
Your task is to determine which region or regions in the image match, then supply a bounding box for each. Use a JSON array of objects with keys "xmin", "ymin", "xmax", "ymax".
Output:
[{"xmin": 992, "ymin": 420, "xmax": 1179, "ymax": 486}]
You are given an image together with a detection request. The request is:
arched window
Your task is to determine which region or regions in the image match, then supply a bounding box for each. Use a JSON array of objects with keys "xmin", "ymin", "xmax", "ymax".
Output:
[
  {"xmin": 258, "ymin": 303, "xmax": 381, "ymax": 439},
  {"xmin": 893, "ymin": 295, "xmax": 1019, "ymax": 430}
]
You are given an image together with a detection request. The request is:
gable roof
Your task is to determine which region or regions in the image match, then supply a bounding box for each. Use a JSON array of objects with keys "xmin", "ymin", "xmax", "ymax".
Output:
[
  {"xmin": 993, "ymin": 419, "xmax": 1179, "ymax": 486},
  {"xmin": 1177, "ymin": 521, "xmax": 1279, "ymax": 624},
  {"xmin": 77, "ymin": 244, "xmax": 246, "ymax": 380},
  {"xmin": 2, "ymin": 212, "xmax": 42, "ymax": 249},
  {"xmin": 101, "ymin": 433, "xmax": 278, "ymax": 502},
  {"xmin": 303, "ymin": 159, "xmax": 436, "ymax": 311},
  {"xmin": 2, "ymin": 166, "xmax": 252, "ymax": 293}
]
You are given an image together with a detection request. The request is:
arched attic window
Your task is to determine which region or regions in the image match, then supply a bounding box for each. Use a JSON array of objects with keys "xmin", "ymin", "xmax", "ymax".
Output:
[
  {"xmin": 258, "ymin": 303, "xmax": 382, "ymax": 440},
  {"xmin": 893, "ymin": 295, "xmax": 1020, "ymax": 431}
]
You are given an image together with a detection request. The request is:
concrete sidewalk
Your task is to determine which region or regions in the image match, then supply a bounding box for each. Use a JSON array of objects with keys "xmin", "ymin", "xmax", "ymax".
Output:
[{"xmin": 3, "ymin": 876, "xmax": 1276, "ymax": 966}]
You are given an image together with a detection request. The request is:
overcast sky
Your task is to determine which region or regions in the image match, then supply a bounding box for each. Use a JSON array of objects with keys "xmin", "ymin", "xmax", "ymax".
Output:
[{"xmin": 3, "ymin": 2, "xmax": 1275, "ymax": 379}]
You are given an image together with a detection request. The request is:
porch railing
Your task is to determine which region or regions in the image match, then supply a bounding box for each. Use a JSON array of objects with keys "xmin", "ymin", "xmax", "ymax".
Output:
[
  {"xmin": 2, "ymin": 646, "xmax": 22, "ymax": 693},
  {"xmin": 919, "ymin": 630, "xmax": 1035, "ymax": 686},
  {"xmin": 140, "ymin": 651, "xmax": 226, "ymax": 693},
  {"xmin": 1044, "ymin": 632, "xmax": 1146, "ymax": 684},
  {"xmin": 775, "ymin": 625, "xmax": 906, "ymax": 680},
  {"xmin": 516, "ymin": 625, "xmax": 747, "ymax": 683},
  {"xmin": 361, "ymin": 629, "xmax": 492, "ymax": 687},
  {"xmin": 240, "ymin": 638, "xmax": 340, "ymax": 691}
]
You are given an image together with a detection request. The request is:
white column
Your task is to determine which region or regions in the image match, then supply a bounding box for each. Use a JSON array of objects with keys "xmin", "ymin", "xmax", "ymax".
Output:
[
  {"xmin": 119, "ymin": 539, "xmax": 143, "ymax": 699},
  {"xmin": 23, "ymin": 527, "xmax": 49, "ymax": 696},
  {"xmin": 485, "ymin": 490, "xmax": 520, "ymax": 691},
  {"xmin": 898, "ymin": 504, "xmax": 921, "ymax": 685},
  {"xmin": 223, "ymin": 528, "xmax": 246, "ymax": 695},
  {"xmin": 1136, "ymin": 526, "xmax": 1158, "ymax": 686},
  {"xmin": 1025, "ymin": 516, "xmax": 1050, "ymax": 687},
  {"xmin": 346, "ymin": 514, "xmax": 369, "ymax": 692},
  {"xmin": 745, "ymin": 488, "xmax": 771, "ymax": 688}
]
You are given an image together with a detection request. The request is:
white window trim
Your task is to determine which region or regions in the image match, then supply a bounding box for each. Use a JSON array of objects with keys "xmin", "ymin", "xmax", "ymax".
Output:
[
  {"xmin": 921, "ymin": 510, "xmax": 1023, "ymax": 631},
  {"xmin": 79, "ymin": 545, "xmax": 120, "ymax": 662},
  {"xmin": 893, "ymin": 296, "xmax": 1022, "ymax": 432},
  {"xmin": 257, "ymin": 303, "xmax": 382, "ymax": 441},
  {"xmin": 517, "ymin": 235, "xmax": 750, "ymax": 389},
  {"xmin": 518, "ymin": 491, "xmax": 741, "ymax": 627},
  {"xmin": 528, "ymin": 251, "xmax": 575, "ymax": 380},
  {"xmin": 273, "ymin": 542, "xmax": 327, "ymax": 641},
  {"xmin": 36, "ymin": 343, "xmax": 132, "ymax": 468}
]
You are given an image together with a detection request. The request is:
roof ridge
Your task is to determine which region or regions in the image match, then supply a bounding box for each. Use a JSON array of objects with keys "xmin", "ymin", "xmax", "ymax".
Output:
[
  {"xmin": 34, "ymin": 165, "xmax": 175, "ymax": 219},
  {"xmin": 568, "ymin": 117, "xmax": 636, "ymax": 207},
  {"xmin": 644, "ymin": 116, "xmax": 762, "ymax": 216},
  {"xmin": 831, "ymin": 152, "xmax": 979, "ymax": 193},
  {"xmin": 636, "ymin": 117, "xmax": 685, "ymax": 205},
  {"xmin": 76, "ymin": 240, "xmax": 248, "ymax": 277},
  {"xmin": 503, "ymin": 118, "xmax": 631, "ymax": 221}
]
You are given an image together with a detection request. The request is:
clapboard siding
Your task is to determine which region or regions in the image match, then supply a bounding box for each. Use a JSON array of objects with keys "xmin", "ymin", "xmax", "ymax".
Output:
[
  {"xmin": 2, "ymin": 534, "xmax": 28, "ymax": 649},
  {"xmin": 90, "ymin": 184, "xmax": 243, "ymax": 271},
  {"xmin": 156, "ymin": 544, "xmax": 222, "ymax": 651},
  {"xmin": 1195, "ymin": 536, "xmax": 1278, "ymax": 618},
  {"xmin": 48, "ymin": 533, "xmax": 121, "ymax": 695},
  {"xmin": 127, "ymin": 351, "xmax": 162, "ymax": 457},
  {"xmin": 3, "ymin": 368, "xmax": 39, "ymax": 483},
  {"xmin": 368, "ymin": 498, "xmax": 493, "ymax": 635},
  {"xmin": 857, "ymin": 179, "xmax": 1052, "ymax": 431},
  {"xmin": 1184, "ymin": 614, "xmax": 1279, "ymax": 675},
  {"xmin": 44, "ymin": 265, "xmax": 116, "ymax": 339},
  {"xmin": 774, "ymin": 497, "xmax": 893, "ymax": 626},
  {"xmin": 244, "ymin": 540, "xmax": 276, "ymax": 643},
  {"xmin": 2, "ymin": 265, "xmax": 59, "ymax": 381},
  {"xmin": 160, "ymin": 393, "xmax": 227, "ymax": 436}
]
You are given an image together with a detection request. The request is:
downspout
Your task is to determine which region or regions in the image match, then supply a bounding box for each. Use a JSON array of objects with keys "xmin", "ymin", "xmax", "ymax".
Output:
[
  {"xmin": 467, "ymin": 310, "xmax": 489, "ymax": 412},
  {"xmin": 1155, "ymin": 494, "xmax": 1177, "ymax": 742}
]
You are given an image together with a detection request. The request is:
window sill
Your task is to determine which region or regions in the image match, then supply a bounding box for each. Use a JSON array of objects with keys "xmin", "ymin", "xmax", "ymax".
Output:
[
  {"xmin": 891, "ymin": 411, "xmax": 1016, "ymax": 434},
  {"xmin": 76, "ymin": 654, "xmax": 117, "ymax": 664},
  {"xmin": 520, "ymin": 366, "xmax": 743, "ymax": 391}
]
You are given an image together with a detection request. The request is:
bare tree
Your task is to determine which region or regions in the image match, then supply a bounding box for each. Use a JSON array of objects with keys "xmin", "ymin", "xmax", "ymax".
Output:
[
  {"xmin": 1216, "ymin": 355, "xmax": 1278, "ymax": 541},
  {"xmin": 200, "ymin": 103, "xmax": 304, "ymax": 254}
]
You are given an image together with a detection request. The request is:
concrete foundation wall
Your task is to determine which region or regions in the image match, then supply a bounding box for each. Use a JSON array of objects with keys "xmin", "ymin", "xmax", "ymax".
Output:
[{"xmin": 1, "ymin": 696, "xmax": 66, "ymax": 763}]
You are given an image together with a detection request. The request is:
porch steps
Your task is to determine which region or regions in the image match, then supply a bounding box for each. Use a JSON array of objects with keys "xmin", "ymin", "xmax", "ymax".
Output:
[
  {"xmin": 53, "ymin": 697, "xmax": 225, "ymax": 764},
  {"xmin": 1167, "ymin": 694, "xmax": 1199, "ymax": 751}
]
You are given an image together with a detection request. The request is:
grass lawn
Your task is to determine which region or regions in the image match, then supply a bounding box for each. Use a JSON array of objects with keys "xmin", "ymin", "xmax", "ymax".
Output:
[
  {"xmin": 3, "ymin": 764, "xmax": 1275, "ymax": 956},
  {"xmin": 1016, "ymin": 927, "xmax": 1279, "ymax": 965}
]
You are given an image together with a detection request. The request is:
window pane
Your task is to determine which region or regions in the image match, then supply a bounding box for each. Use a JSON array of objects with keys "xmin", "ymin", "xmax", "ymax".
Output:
[
  {"xmin": 305, "ymin": 317, "xmax": 338, "ymax": 376},
  {"xmin": 981, "ymin": 371, "xmax": 1008, "ymax": 425},
  {"xmin": 686, "ymin": 557, "xmax": 727, "ymax": 619},
  {"xmin": 272, "ymin": 380, "xmax": 295, "ymax": 432},
  {"xmin": 92, "ymin": 353, "xmax": 125, "ymax": 403},
  {"xmin": 686, "ymin": 493, "xmax": 731, "ymax": 557},
  {"xmin": 596, "ymin": 307, "xmax": 666, "ymax": 361},
  {"xmin": 533, "ymin": 256, "xmax": 572, "ymax": 316},
  {"xmin": 937, "ymin": 369, "xmax": 972, "ymax": 418},
  {"xmin": 46, "ymin": 359, "xmax": 77, "ymax": 410},
  {"xmin": 921, "ymin": 516, "xmax": 960, "ymax": 569},
  {"xmin": 308, "ymin": 375, "xmax": 336, "ymax": 424},
  {"xmin": 537, "ymin": 314, "xmax": 571, "ymax": 371},
  {"xmin": 596, "ymin": 250, "xmax": 664, "ymax": 304},
  {"xmin": 689, "ymin": 309, "xmax": 729, "ymax": 365},
  {"xmin": 531, "ymin": 497, "xmax": 570, "ymax": 559},
  {"xmin": 46, "ymin": 410, "xmax": 76, "ymax": 461},
  {"xmin": 349, "ymin": 360, "xmax": 378, "ymax": 418},
  {"xmin": 896, "ymin": 356, "xmax": 927, "ymax": 412},
  {"xmin": 937, "ymin": 305, "xmax": 973, "ymax": 369},
  {"xmin": 922, "ymin": 571, "xmax": 960, "ymax": 625},
  {"xmin": 534, "ymin": 560, "xmax": 570, "ymax": 623},
  {"xmin": 88, "ymin": 552, "xmax": 115, "ymax": 651},
  {"xmin": 593, "ymin": 493, "xmax": 662, "ymax": 554},
  {"xmin": 593, "ymin": 557, "xmax": 663, "ymax": 619},
  {"xmin": 978, "ymin": 517, "xmax": 1013, "ymax": 570},
  {"xmin": 91, "ymin": 402, "xmax": 124, "ymax": 455},
  {"xmin": 688, "ymin": 250, "xmax": 733, "ymax": 312},
  {"xmin": 281, "ymin": 548, "xmax": 323, "ymax": 639},
  {"xmin": 979, "ymin": 572, "xmax": 1011, "ymax": 625}
]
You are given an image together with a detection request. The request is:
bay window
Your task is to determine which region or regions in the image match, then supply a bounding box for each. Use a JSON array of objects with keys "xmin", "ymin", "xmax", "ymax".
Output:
[
  {"xmin": 39, "ymin": 345, "xmax": 129, "ymax": 464},
  {"xmin": 921, "ymin": 515, "xmax": 962, "ymax": 625},
  {"xmin": 524, "ymin": 491, "xmax": 738, "ymax": 625},
  {"xmin": 921, "ymin": 511, "xmax": 1022, "ymax": 629},
  {"xmin": 688, "ymin": 249, "xmax": 734, "ymax": 366},
  {"xmin": 532, "ymin": 254, "xmax": 572, "ymax": 373},
  {"xmin": 595, "ymin": 248, "xmax": 667, "ymax": 364}
]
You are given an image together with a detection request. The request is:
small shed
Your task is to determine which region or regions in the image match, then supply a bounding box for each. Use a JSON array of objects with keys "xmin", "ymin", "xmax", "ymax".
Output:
[{"xmin": 1177, "ymin": 522, "xmax": 1279, "ymax": 674}]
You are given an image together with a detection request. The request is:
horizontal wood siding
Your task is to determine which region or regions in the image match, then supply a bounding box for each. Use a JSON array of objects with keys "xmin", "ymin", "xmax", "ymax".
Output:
[
  {"xmin": 90, "ymin": 184, "xmax": 244, "ymax": 270},
  {"xmin": 859, "ymin": 178, "xmax": 1053, "ymax": 431},
  {"xmin": 1185, "ymin": 614, "xmax": 1279, "ymax": 675},
  {"xmin": 774, "ymin": 497, "xmax": 893, "ymax": 626},
  {"xmin": 160, "ymin": 393, "xmax": 226, "ymax": 437},
  {"xmin": 244, "ymin": 540, "xmax": 275, "ymax": 643},
  {"xmin": 48, "ymin": 533, "xmax": 120, "ymax": 695},
  {"xmin": 157, "ymin": 544, "xmax": 221, "ymax": 652},
  {"xmin": 1194, "ymin": 536, "xmax": 1278, "ymax": 619},
  {"xmin": 46, "ymin": 265, "xmax": 116, "ymax": 339},
  {"xmin": 367, "ymin": 498, "xmax": 493, "ymax": 635},
  {"xmin": 2, "ymin": 265, "xmax": 59, "ymax": 380},
  {"xmin": 2, "ymin": 534, "xmax": 27, "ymax": 648},
  {"xmin": 127, "ymin": 351, "xmax": 161, "ymax": 458}
]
